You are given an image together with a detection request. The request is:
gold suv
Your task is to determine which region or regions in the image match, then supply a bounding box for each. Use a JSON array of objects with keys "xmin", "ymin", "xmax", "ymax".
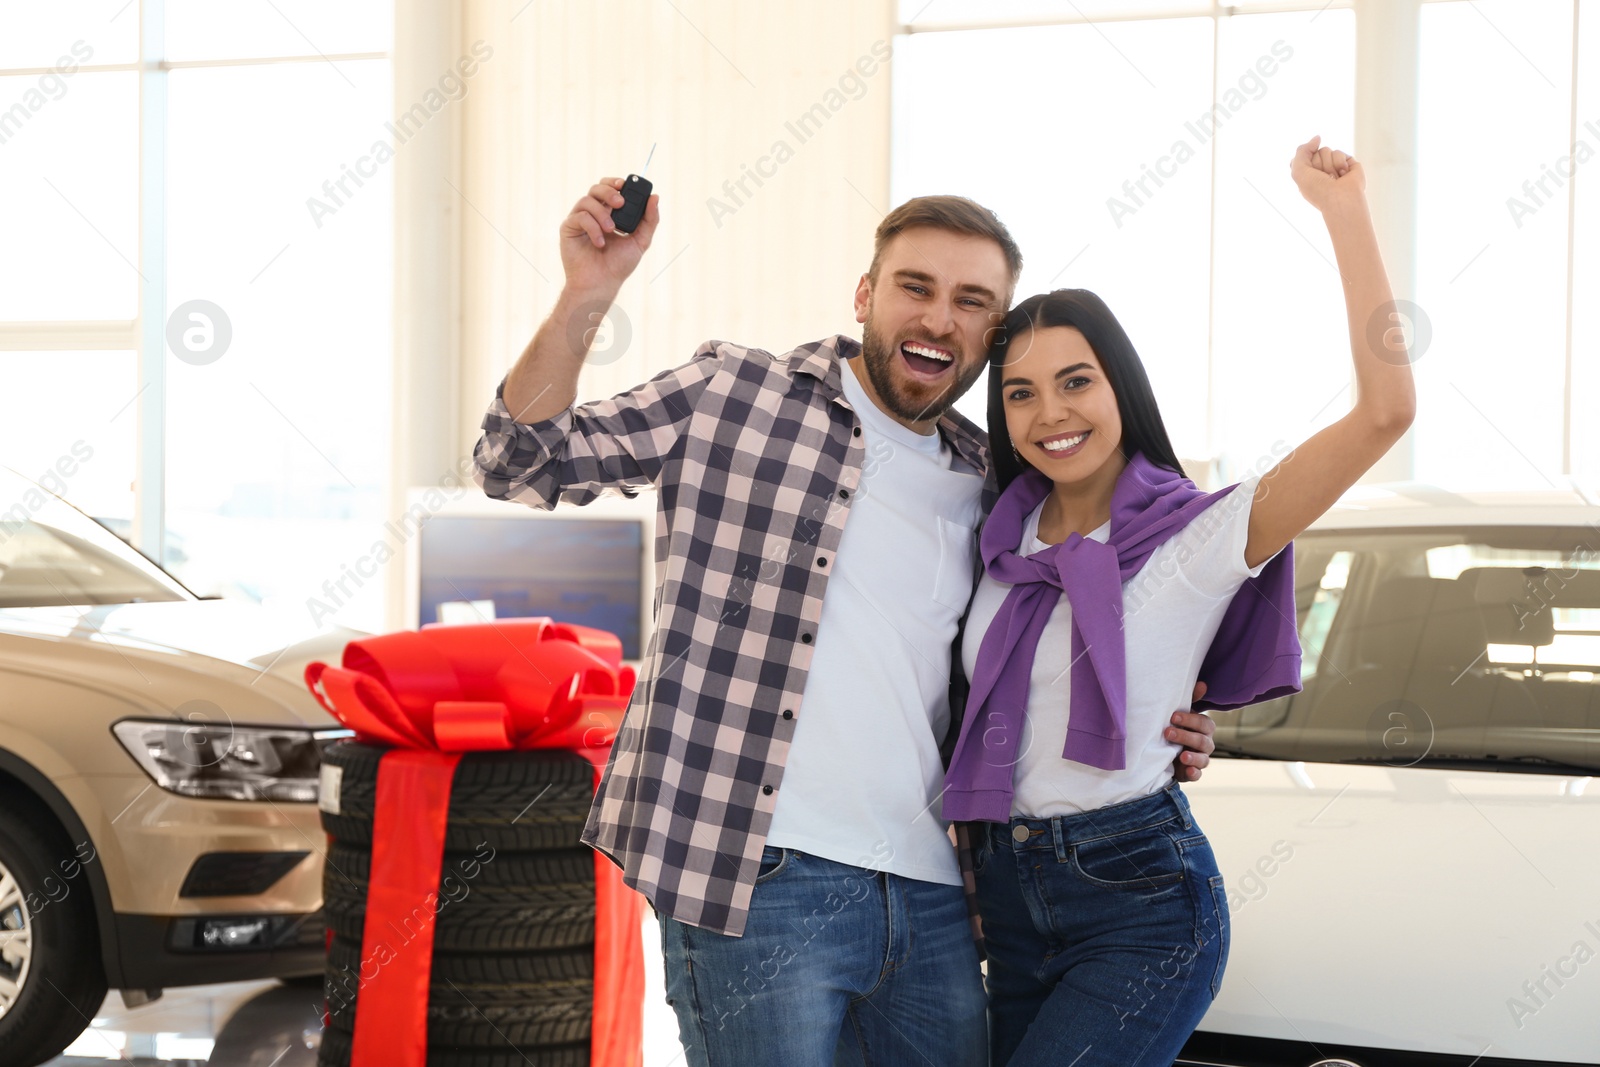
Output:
[{"xmin": 0, "ymin": 467, "xmax": 355, "ymax": 1066}]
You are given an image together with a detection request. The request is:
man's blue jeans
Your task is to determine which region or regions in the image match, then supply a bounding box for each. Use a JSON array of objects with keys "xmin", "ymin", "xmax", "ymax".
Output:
[
  {"xmin": 975, "ymin": 781, "xmax": 1229, "ymax": 1066},
  {"xmin": 658, "ymin": 847, "xmax": 988, "ymax": 1067}
]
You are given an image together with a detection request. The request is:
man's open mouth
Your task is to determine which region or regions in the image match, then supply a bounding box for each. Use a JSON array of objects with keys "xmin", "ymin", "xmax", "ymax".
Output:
[{"xmin": 899, "ymin": 340, "xmax": 955, "ymax": 379}]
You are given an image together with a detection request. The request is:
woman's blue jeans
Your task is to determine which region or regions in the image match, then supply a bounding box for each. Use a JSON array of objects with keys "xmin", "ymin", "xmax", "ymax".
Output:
[
  {"xmin": 658, "ymin": 847, "xmax": 989, "ymax": 1067},
  {"xmin": 974, "ymin": 781, "xmax": 1229, "ymax": 1066}
]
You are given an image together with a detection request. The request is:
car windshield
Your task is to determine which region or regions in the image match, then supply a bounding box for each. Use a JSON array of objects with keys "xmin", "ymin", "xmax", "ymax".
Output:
[
  {"xmin": 1212, "ymin": 524, "xmax": 1600, "ymax": 773},
  {"xmin": 0, "ymin": 469, "xmax": 190, "ymax": 607}
]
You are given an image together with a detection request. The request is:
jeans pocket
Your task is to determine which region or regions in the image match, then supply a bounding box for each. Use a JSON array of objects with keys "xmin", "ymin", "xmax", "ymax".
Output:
[
  {"xmin": 754, "ymin": 845, "xmax": 791, "ymax": 885},
  {"xmin": 1069, "ymin": 825, "xmax": 1186, "ymax": 889},
  {"xmin": 1206, "ymin": 873, "xmax": 1230, "ymax": 998}
]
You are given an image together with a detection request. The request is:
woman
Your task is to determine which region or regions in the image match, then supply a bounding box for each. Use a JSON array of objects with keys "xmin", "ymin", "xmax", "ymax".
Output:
[{"xmin": 942, "ymin": 137, "xmax": 1416, "ymax": 1065}]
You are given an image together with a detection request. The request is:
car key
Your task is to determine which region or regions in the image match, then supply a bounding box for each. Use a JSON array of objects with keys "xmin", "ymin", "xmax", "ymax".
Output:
[{"xmin": 611, "ymin": 143, "xmax": 655, "ymax": 236}]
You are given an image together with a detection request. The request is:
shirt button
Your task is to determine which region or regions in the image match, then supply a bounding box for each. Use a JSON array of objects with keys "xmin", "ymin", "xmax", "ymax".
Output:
[
  {"xmin": 838, "ymin": 489, "xmax": 850, "ymax": 500},
  {"xmin": 782, "ymin": 709, "xmax": 794, "ymax": 720},
  {"xmin": 816, "ymin": 557, "xmax": 828, "ymax": 568},
  {"xmin": 762, "ymin": 785, "xmax": 774, "ymax": 796},
  {"xmin": 1012, "ymin": 825, "xmax": 1031, "ymax": 843},
  {"xmin": 852, "ymin": 427, "xmax": 862, "ymax": 438},
  {"xmin": 800, "ymin": 633, "xmax": 813, "ymax": 644}
]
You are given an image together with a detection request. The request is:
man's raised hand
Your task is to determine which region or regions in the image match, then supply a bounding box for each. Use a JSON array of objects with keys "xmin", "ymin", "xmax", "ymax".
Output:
[
  {"xmin": 498, "ymin": 178, "xmax": 660, "ymax": 424},
  {"xmin": 559, "ymin": 177, "xmax": 661, "ymax": 297}
]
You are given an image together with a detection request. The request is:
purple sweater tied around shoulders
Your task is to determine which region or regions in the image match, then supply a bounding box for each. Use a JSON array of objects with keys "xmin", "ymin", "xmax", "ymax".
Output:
[{"xmin": 941, "ymin": 452, "xmax": 1303, "ymax": 824}]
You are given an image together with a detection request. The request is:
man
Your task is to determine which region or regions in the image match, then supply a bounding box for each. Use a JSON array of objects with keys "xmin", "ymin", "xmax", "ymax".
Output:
[{"xmin": 472, "ymin": 178, "xmax": 1217, "ymax": 1065}]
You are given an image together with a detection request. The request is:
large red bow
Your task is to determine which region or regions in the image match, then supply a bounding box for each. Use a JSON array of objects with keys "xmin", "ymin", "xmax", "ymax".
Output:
[
  {"xmin": 306, "ymin": 616, "xmax": 637, "ymax": 753},
  {"xmin": 306, "ymin": 618, "xmax": 644, "ymax": 1067}
]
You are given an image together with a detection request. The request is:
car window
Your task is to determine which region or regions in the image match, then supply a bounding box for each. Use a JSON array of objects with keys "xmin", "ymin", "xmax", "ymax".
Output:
[
  {"xmin": 1213, "ymin": 525, "xmax": 1600, "ymax": 773},
  {"xmin": 1298, "ymin": 550, "xmax": 1353, "ymax": 684},
  {"xmin": 0, "ymin": 470, "xmax": 188, "ymax": 607}
]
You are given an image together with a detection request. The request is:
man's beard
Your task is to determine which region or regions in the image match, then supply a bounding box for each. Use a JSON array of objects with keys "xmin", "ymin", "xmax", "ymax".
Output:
[{"xmin": 858, "ymin": 312, "xmax": 987, "ymax": 425}]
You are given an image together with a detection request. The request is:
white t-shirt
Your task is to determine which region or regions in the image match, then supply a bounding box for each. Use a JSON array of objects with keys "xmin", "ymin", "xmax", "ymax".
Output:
[
  {"xmin": 765, "ymin": 357, "xmax": 984, "ymax": 885},
  {"xmin": 960, "ymin": 476, "xmax": 1276, "ymax": 817}
]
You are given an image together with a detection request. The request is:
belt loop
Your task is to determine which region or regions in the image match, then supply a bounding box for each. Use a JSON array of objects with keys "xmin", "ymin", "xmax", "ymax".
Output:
[
  {"xmin": 1169, "ymin": 780, "xmax": 1193, "ymax": 830},
  {"xmin": 1049, "ymin": 816, "xmax": 1068, "ymax": 862}
]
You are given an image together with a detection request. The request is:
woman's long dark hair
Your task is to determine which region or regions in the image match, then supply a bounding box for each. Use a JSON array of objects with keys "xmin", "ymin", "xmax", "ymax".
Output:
[{"xmin": 987, "ymin": 288, "xmax": 1185, "ymax": 491}]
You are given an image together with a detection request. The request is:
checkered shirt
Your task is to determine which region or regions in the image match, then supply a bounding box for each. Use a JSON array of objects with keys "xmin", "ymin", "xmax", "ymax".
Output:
[{"xmin": 472, "ymin": 333, "xmax": 992, "ymax": 936}]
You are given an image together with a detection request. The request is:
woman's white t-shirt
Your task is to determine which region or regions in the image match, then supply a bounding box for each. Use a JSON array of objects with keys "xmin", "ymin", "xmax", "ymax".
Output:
[{"xmin": 959, "ymin": 475, "xmax": 1279, "ymax": 817}]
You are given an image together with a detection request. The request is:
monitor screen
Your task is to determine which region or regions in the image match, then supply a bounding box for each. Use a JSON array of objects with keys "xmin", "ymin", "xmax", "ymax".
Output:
[{"xmin": 418, "ymin": 515, "xmax": 646, "ymax": 659}]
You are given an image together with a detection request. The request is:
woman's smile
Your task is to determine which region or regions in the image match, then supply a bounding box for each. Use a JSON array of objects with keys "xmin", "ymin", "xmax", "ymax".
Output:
[{"xmin": 1036, "ymin": 429, "xmax": 1092, "ymax": 456}]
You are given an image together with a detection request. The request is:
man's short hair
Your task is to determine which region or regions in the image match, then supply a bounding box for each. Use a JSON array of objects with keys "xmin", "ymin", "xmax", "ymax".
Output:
[{"xmin": 868, "ymin": 195, "xmax": 1023, "ymax": 295}]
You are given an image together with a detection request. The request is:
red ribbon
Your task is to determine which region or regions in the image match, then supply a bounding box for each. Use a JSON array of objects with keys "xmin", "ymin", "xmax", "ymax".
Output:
[{"xmin": 306, "ymin": 618, "xmax": 644, "ymax": 1067}]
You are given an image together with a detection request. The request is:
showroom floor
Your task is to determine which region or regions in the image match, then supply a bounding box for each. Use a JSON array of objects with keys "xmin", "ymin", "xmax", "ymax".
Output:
[{"xmin": 43, "ymin": 915, "xmax": 685, "ymax": 1066}]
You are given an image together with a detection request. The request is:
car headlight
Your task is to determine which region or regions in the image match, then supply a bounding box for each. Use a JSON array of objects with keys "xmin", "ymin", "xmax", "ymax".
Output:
[{"xmin": 112, "ymin": 720, "xmax": 353, "ymax": 802}]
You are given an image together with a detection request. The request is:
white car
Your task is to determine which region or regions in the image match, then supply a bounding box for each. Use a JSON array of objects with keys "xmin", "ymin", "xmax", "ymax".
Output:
[{"xmin": 1181, "ymin": 484, "xmax": 1600, "ymax": 1067}]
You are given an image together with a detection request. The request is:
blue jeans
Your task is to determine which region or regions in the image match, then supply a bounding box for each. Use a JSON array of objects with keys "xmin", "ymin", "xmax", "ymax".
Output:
[
  {"xmin": 658, "ymin": 847, "xmax": 988, "ymax": 1067},
  {"xmin": 974, "ymin": 781, "xmax": 1229, "ymax": 1066}
]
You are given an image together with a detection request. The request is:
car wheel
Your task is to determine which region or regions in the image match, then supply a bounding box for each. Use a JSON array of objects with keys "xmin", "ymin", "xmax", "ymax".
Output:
[{"xmin": 0, "ymin": 807, "xmax": 107, "ymax": 1067}]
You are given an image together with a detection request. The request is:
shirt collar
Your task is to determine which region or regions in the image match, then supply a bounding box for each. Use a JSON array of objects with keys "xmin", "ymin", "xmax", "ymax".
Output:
[{"xmin": 786, "ymin": 334, "xmax": 852, "ymax": 393}]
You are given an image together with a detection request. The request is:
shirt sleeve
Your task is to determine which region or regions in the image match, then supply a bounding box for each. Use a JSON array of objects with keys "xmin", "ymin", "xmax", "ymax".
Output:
[
  {"xmin": 1169, "ymin": 474, "xmax": 1281, "ymax": 598},
  {"xmin": 471, "ymin": 343, "xmax": 724, "ymax": 510}
]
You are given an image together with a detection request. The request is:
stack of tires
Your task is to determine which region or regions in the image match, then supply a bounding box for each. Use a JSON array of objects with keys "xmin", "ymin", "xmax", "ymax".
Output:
[{"xmin": 317, "ymin": 742, "xmax": 601, "ymax": 1067}]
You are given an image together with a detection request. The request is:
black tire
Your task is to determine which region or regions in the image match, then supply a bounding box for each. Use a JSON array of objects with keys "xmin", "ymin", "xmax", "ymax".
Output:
[
  {"xmin": 324, "ymin": 894, "xmax": 596, "ymax": 952},
  {"xmin": 323, "ymin": 841, "xmax": 597, "ymax": 895},
  {"xmin": 321, "ymin": 843, "xmax": 598, "ymax": 951},
  {"xmin": 320, "ymin": 742, "xmax": 595, "ymax": 853},
  {"xmin": 0, "ymin": 801, "xmax": 108, "ymax": 1067},
  {"xmin": 318, "ymin": 1019, "xmax": 590, "ymax": 1067},
  {"xmin": 324, "ymin": 936, "xmax": 593, "ymax": 1048},
  {"xmin": 326, "ymin": 933, "xmax": 593, "ymax": 986}
]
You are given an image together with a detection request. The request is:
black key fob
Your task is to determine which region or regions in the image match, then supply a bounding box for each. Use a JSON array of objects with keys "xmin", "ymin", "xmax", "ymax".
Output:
[{"xmin": 611, "ymin": 174, "xmax": 653, "ymax": 235}]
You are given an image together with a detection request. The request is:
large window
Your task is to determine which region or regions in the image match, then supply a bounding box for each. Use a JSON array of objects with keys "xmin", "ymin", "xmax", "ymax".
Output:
[
  {"xmin": 1415, "ymin": 0, "xmax": 1579, "ymax": 489},
  {"xmin": 0, "ymin": 2, "xmax": 393, "ymax": 629},
  {"xmin": 1578, "ymin": 3, "xmax": 1600, "ymax": 489},
  {"xmin": 893, "ymin": 1, "xmax": 1595, "ymax": 492}
]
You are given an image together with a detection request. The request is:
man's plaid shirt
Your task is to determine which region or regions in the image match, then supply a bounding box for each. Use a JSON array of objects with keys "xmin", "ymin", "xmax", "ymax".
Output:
[{"xmin": 472, "ymin": 333, "xmax": 992, "ymax": 936}]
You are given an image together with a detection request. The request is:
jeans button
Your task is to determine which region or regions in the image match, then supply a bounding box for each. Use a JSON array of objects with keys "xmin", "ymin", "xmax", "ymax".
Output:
[{"xmin": 1011, "ymin": 825, "xmax": 1030, "ymax": 843}]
